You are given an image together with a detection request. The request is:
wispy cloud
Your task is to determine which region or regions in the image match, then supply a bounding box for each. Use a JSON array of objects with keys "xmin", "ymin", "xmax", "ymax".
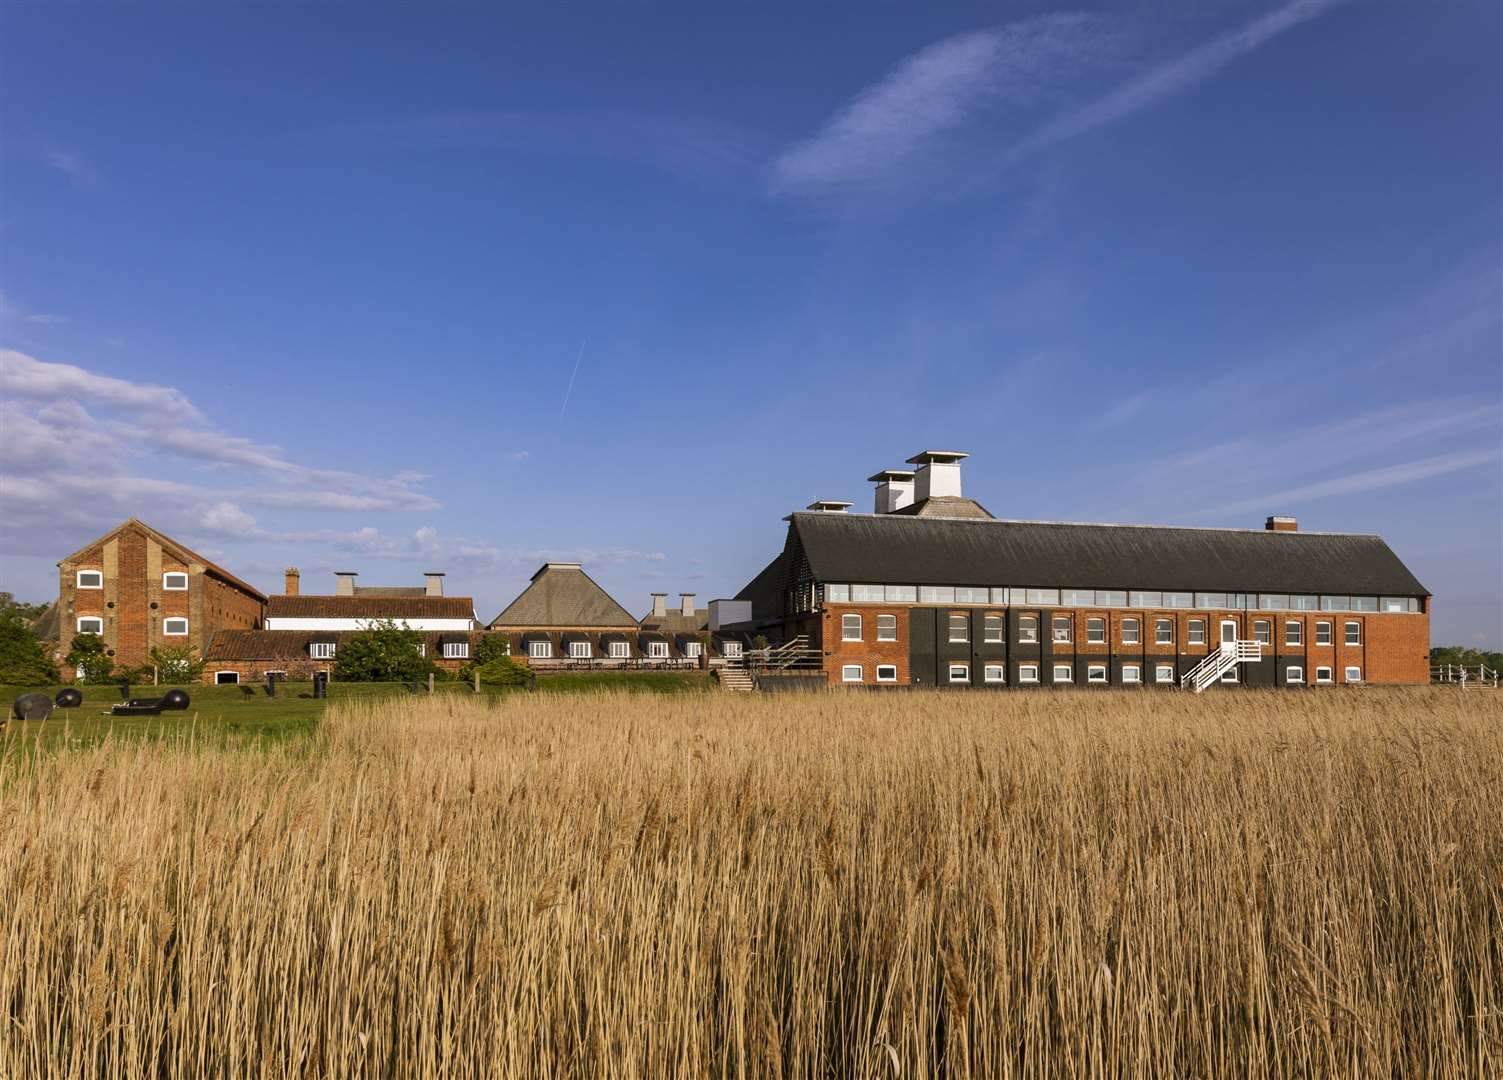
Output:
[
  {"xmin": 22, "ymin": 313, "xmax": 68, "ymax": 326},
  {"xmin": 1204, "ymin": 449, "xmax": 1500, "ymax": 517},
  {"xmin": 1, "ymin": 349, "xmax": 201, "ymax": 420},
  {"xmin": 1009, "ymin": 0, "xmax": 1351, "ymax": 163},
  {"xmin": 770, "ymin": 15, "xmax": 1107, "ymax": 195},
  {"xmin": 44, "ymin": 146, "xmax": 98, "ymax": 186}
]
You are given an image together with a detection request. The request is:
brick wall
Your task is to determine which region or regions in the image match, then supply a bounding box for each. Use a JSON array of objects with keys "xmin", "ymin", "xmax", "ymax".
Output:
[{"xmin": 821, "ymin": 604, "xmax": 908, "ymax": 684}]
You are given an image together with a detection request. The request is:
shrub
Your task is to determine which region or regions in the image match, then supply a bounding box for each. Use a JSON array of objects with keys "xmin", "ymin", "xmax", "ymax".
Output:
[
  {"xmin": 149, "ymin": 644, "xmax": 205, "ymax": 683},
  {"xmin": 475, "ymin": 655, "xmax": 531, "ymax": 687},
  {"xmin": 64, "ymin": 633, "xmax": 113, "ymax": 684},
  {"xmin": 474, "ymin": 634, "xmax": 513, "ymax": 665},
  {"xmin": 333, "ymin": 620, "xmax": 435, "ymax": 683},
  {"xmin": 0, "ymin": 613, "xmax": 57, "ymax": 685}
]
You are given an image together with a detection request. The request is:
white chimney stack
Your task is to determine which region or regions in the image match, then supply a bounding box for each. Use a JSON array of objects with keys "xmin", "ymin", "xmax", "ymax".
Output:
[
  {"xmin": 679, "ymin": 593, "xmax": 696, "ymax": 617},
  {"xmin": 806, "ymin": 500, "xmax": 853, "ymax": 513},
  {"xmin": 424, "ymin": 572, "xmax": 445, "ymax": 596},
  {"xmin": 868, "ymin": 469, "xmax": 915, "ymax": 514},
  {"xmin": 650, "ymin": 593, "xmax": 668, "ymax": 617},
  {"xmin": 335, "ymin": 571, "xmax": 358, "ymax": 596},
  {"xmin": 906, "ymin": 450, "xmax": 968, "ymax": 503}
]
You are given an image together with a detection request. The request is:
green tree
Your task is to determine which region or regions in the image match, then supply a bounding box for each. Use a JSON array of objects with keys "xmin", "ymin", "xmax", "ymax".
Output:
[
  {"xmin": 475, "ymin": 654, "xmax": 531, "ymax": 688},
  {"xmin": 333, "ymin": 619, "xmax": 435, "ymax": 682},
  {"xmin": 65, "ymin": 633, "xmax": 114, "ymax": 684},
  {"xmin": 474, "ymin": 633, "xmax": 513, "ymax": 665},
  {"xmin": 0, "ymin": 591, "xmax": 51, "ymax": 624},
  {"xmin": 150, "ymin": 644, "xmax": 206, "ymax": 683},
  {"xmin": 0, "ymin": 612, "xmax": 58, "ymax": 685}
]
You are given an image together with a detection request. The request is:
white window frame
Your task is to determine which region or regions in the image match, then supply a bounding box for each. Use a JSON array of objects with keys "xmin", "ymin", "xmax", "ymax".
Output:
[
  {"xmin": 528, "ymin": 640, "xmax": 553, "ymax": 659},
  {"xmin": 876, "ymin": 614, "xmax": 897, "ymax": 642},
  {"xmin": 310, "ymin": 642, "xmax": 336, "ymax": 660},
  {"xmin": 1121, "ymin": 619, "xmax": 1140, "ymax": 645},
  {"xmin": 1052, "ymin": 617, "xmax": 1072, "ymax": 644},
  {"xmin": 1219, "ymin": 667, "xmax": 1238, "ymax": 683},
  {"xmin": 76, "ymin": 570, "xmax": 103, "ymax": 589},
  {"xmin": 1018, "ymin": 664, "xmax": 1040, "ymax": 684},
  {"xmin": 568, "ymin": 641, "xmax": 592, "ymax": 659},
  {"xmin": 1315, "ymin": 621, "xmax": 1332, "ymax": 645},
  {"xmin": 1017, "ymin": 617, "xmax": 1038, "ymax": 643},
  {"xmin": 1086, "ymin": 618, "xmax": 1106, "ymax": 645},
  {"xmin": 1315, "ymin": 666, "xmax": 1333, "ymax": 684},
  {"xmin": 76, "ymin": 616, "xmax": 104, "ymax": 634},
  {"xmin": 842, "ymin": 664, "xmax": 863, "ymax": 683},
  {"xmin": 162, "ymin": 571, "xmax": 189, "ymax": 591},
  {"xmin": 983, "ymin": 663, "xmax": 1006, "ymax": 683},
  {"xmin": 441, "ymin": 641, "xmax": 468, "ymax": 660},
  {"xmin": 1122, "ymin": 664, "xmax": 1141, "ymax": 684},
  {"xmin": 1156, "ymin": 664, "xmax": 1175, "ymax": 684},
  {"xmin": 1254, "ymin": 620, "xmax": 1271, "ymax": 645},
  {"xmin": 1188, "ymin": 620, "xmax": 1206, "ymax": 646},
  {"xmin": 983, "ymin": 614, "xmax": 1004, "ymax": 643},
  {"xmin": 683, "ymin": 641, "xmax": 703, "ymax": 658},
  {"xmin": 1052, "ymin": 664, "xmax": 1074, "ymax": 683},
  {"xmin": 415, "ymin": 643, "xmax": 426, "ymax": 657},
  {"xmin": 1344, "ymin": 621, "xmax": 1361, "ymax": 646},
  {"xmin": 1344, "ymin": 666, "xmax": 1362, "ymax": 683},
  {"xmin": 1087, "ymin": 663, "xmax": 1108, "ymax": 684},
  {"xmin": 1287, "ymin": 665, "xmax": 1304, "ymax": 684},
  {"xmin": 718, "ymin": 640, "xmax": 741, "ymax": 658},
  {"xmin": 842, "ymin": 614, "xmax": 862, "ymax": 642},
  {"xmin": 214, "ymin": 670, "xmax": 240, "ymax": 685},
  {"xmin": 1285, "ymin": 621, "xmax": 1302, "ymax": 646},
  {"xmin": 162, "ymin": 617, "xmax": 189, "ymax": 636},
  {"xmin": 1155, "ymin": 618, "xmax": 1173, "ymax": 645},
  {"xmin": 948, "ymin": 613, "xmax": 969, "ymax": 643},
  {"xmin": 947, "ymin": 663, "xmax": 969, "ymax": 684},
  {"xmin": 875, "ymin": 664, "xmax": 897, "ymax": 683},
  {"xmin": 608, "ymin": 641, "xmax": 630, "ymax": 659},
  {"xmin": 647, "ymin": 641, "xmax": 670, "ymax": 659}
]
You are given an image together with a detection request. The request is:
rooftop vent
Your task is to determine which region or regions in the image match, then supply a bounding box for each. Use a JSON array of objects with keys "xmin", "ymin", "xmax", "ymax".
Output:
[
  {"xmin": 334, "ymin": 571, "xmax": 358, "ymax": 596},
  {"xmin": 679, "ymin": 592, "xmax": 696, "ymax": 617},
  {"xmin": 906, "ymin": 450, "xmax": 968, "ymax": 503},
  {"xmin": 1266, "ymin": 516, "xmax": 1298, "ymax": 532},
  {"xmin": 806, "ymin": 500, "xmax": 853, "ymax": 513},
  {"xmin": 868, "ymin": 469, "xmax": 915, "ymax": 514},
  {"xmin": 424, "ymin": 571, "xmax": 445, "ymax": 597},
  {"xmin": 650, "ymin": 592, "xmax": 669, "ymax": 617}
]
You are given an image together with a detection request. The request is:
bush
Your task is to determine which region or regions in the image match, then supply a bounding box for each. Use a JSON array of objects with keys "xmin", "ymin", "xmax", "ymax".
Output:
[
  {"xmin": 474, "ymin": 634, "xmax": 513, "ymax": 665},
  {"xmin": 150, "ymin": 644, "xmax": 205, "ymax": 683},
  {"xmin": 65, "ymin": 633, "xmax": 114, "ymax": 684},
  {"xmin": 333, "ymin": 620, "xmax": 435, "ymax": 683},
  {"xmin": 0, "ymin": 613, "xmax": 57, "ymax": 685},
  {"xmin": 475, "ymin": 655, "xmax": 531, "ymax": 688}
]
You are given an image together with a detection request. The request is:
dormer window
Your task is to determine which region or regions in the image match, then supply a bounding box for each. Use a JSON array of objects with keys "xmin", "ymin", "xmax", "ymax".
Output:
[
  {"xmin": 162, "ymin": 572, "xmax": 189, "ymax": 591},
  {"xmin": 310, "ymin": 642, "xmax": 336, "ymax": 660},
  {"xmin": 77, "ymin": 570, "xmax": 103, "ymax": 589}
]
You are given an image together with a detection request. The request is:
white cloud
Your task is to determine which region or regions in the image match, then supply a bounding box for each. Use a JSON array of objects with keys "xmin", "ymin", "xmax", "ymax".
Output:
[
  {"xmin": 1203, "ymin": 449, "xmax": 1500, "ymax": 517},
  {"xmin": 771, "ymin": 15, "xmax": 1105, "ymax": 194},
  {"xmin": 0, "ymin": 349, "xmax": 201, "ymax": 420},
  {"xmin": 22, "ymin": 313, "xmax": 68, "ymax": 326},
  {"xmin": 199, "ymin": 501, "xmax": 260, "ymax": 535}
]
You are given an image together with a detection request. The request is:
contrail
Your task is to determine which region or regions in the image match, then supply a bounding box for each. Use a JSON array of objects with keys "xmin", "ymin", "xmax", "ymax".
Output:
[{"xmin": 560, "ymin": 339, "xmax": 586, "ymax": 418}]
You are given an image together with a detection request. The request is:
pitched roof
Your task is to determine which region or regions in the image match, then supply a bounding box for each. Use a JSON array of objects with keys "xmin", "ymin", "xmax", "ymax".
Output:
[
  {"xmin": 732, "ymin": 552, "xmax": 790, "ymax": 624},
  {"xmin": 638, "ymin": 609, "xmax": 709, "ymax": 634},
  {"xmin": 353, "ymin": 586, "xmax": 428, "ymax": 597},
  {"xmin": 488, "ymin": 564, "xmax": 638, "ymax": 628},
  {"xmin": 787, "ymin": 512, "xmax": 1429, "ymax": 596},
  {"xmin": 58, "ymin": 518, "xmax": 267, "ymax": 601},
  {"xmin": 266, "ymin": 595, "xmax": 477, "ymax": 620},
  {"xmin": 205, "ymin": 628, "xmax": 470, "ymax": 661},
  {"xmin": 888, "ymin": 496, "xmax": 995, "ymax": 520}
]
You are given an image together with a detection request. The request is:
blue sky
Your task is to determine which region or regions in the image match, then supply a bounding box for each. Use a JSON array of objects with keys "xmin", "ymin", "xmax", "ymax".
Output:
[{"xmin": 2, "ymin": 0, "xmax": 1499, "ymax": 644}]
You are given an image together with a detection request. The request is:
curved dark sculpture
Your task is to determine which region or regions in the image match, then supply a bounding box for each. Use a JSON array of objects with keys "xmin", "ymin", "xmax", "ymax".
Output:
[
  {"xmin": 54, "ymin": 688, "xmax": 84, "ymax": 709},
  {"xmin": 160, "ymin": 689, "xmax": 191, "ymax": 710},
  {"xmin": 12, "ymin": 693, "xmax": 53, "ymax": 721}
]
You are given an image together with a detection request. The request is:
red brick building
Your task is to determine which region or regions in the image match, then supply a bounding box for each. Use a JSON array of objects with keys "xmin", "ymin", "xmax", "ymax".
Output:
[
  {"xmin": 723, "ymin": 451, "xmax": 1431, "ymax": 689},
  {"xmin": 54, "ymin": 518, "xmax": 267, "ymax": 678}
]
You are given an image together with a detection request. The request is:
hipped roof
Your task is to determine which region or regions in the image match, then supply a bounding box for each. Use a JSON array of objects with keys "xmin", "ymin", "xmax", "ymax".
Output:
[{"xmin": 489, "ymin": 564, "xmax": 638, "ymax": 628}]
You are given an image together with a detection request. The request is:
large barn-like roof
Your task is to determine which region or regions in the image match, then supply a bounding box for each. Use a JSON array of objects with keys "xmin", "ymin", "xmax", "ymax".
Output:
[{"xmin": 488, "ymin": 563, "xmax": 638, "ymax": 628}]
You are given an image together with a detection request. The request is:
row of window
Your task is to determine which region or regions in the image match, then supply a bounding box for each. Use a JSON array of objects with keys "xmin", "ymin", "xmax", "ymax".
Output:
[
  {"xmin": 825, "ymin": 584, "xmax": 1419, "ymax": 613},
  {"xmin": 526, "ymin": 640, "xmax": 701, "ymax": 660},
  {"xmin": 75, "ymin": 570, "xmax": 190, "ymax": 590},
  {"xmin": 840, "ymin": 663, "xmax": 1362, "ymax": 684},
  {"xmin": 839, "ymin": 612, "xmax": 1366, "ymax": 646},
  {"xmin": 76, "ymin": 616, "xmax": 189, "ymax": 636},
  {"xmin": 309, "ymin": 641, "xmax": 471, "ymax": 660}
]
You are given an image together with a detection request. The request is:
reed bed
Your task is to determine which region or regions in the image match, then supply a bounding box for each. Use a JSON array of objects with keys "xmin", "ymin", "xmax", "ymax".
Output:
[{"xmin": 1, "ymin": 689, "xmax": 1499, "ymax": 1078}]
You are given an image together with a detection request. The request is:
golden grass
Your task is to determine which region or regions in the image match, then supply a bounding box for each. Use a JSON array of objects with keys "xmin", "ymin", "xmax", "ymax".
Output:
[{"xmin": 2, "ymin": 688, "xmax": 1500, "ymax": 1078}]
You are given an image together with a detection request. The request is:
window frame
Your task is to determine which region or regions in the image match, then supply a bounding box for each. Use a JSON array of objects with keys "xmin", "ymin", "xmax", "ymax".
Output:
[
  {"xmin": 1344, "ymin": 621, "xmax": 1361, "ymax": 646},
  {"xmin": 1052, "ymin": 663, "xmax": 1074, "ymax": 683},
  {"xmin": 1188, "ymin": 619, "xmax": 1206, "ymax": 646},
  {"xmin": 528, "ymin": 640, "xmax": 553, "ymax": 659},
  {"xmin": 841, "ymin": 613, "xmax": 863, "ymax": 642},
  {"xmin": 1155, "ymin": 618, "xmax": 1173, "ymax": 645},
  {"xmin": 1087, "ymin": 663, "xmax": 1108, "ymax": 684},
  {"xmin": 162, "ymin": 617, "xmax": 189, "ymax": 637},
  {"xmin": 683, "ymin": 641, "xmax": 703, "ymax": 658},
  {"xmin": 1051, "ymin": 616, "xmax": 1072, "ymax": 644},
  {"xmin": 1286, "ymin": 665, "xmax": 1304, "ymax": 684},
  {"xmin": 842, "ymin": 664, "xmax": 863, "ymax": 683},
  {"xmin": 1315, "ymin": 666, "xmax": 1333, "ymax": 684},
  {"xmin": 982, "ymin": 614, "xmax": 1004, "ymax": 644},
  {"xmin": 1018, "ymin": 664, "xmax": 1040, "ymax": 684},
  {"xmin": 215, "ymin": 671, "xmax": 240, "ymax": 685},
  {"xmin": 948, "ymin": 613, "xmax": 969, "ymax": 644},
  {"xmin": 161, "ymin": 571, "xmax": 189, "ymax": 591},
  {"xmin": 1315, "ymin": 621, "xmax": 1333, "ymax": 645},
  {"xmin": 647, "ymin": 641, "xmax": 670, "ymax": 659},
  {"xmin": 76, "ymin": 615, "xmax": 104, "ymax": 634},
  {"xmin": 309, "ymin": 642, "xmax": 336, "ymax": 660},
  {"xmin": 76, "ymin": 570, "xmax": 103, "ymax": 589},
  {"xmin": 947, "ymin": 663, "xmax": 970, "ymax": 684},
  {"xmin": 1285, "ymin": 620, "xmax": 1302, "ymax": 646},
  {"xmin": 443, "ymin": 641, "xmax": 469, "ymax": 660},
  {"xmin": 1344, "ymin": 666, "xmax": 1362, "ymax": 683},
  {"xmin": 568, "ymin": 640, "xmax": 592, "ymax": 659},
  {"xmin": 1017, "ymin": 616, "xmax": 1038, "ymax": 644},
  {"xmin": 1121, "ymin": 618, "xmax": 1140, "ymax": 645},
  {"xmin": 1254, "ymin": 620, "xmax": 1271, "ymax": 645},
  {"xmin": 1122, "ymin": 664, "xmax": 1141, "ymax": 684},
  {"xmin": 1155, "ymin": 664, "xmax": 1175, "ymax": 684},
  {"xmin": 876, "ymin": 614, "xmax": 898, "ymax": 642},
  {"xmin": 875, "ymin": 664, "xmax": 897, "ymax": 683},
  {"xmin": 1086, "ymin": 617, "xmax": 1106, "ymax": 644},
  {"xmin": 982, "ymin": 663, "xmax": 1006, "ymax": 684},
  {"xmin": 608, "ymin": 641, "xmax": 630, "ymax": 659}
]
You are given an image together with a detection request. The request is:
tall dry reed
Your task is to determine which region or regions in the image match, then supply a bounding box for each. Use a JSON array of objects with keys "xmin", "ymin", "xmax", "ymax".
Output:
[{"xmin": 1, "ymin": 689, "xmax": 1499, "ymax": 1078}]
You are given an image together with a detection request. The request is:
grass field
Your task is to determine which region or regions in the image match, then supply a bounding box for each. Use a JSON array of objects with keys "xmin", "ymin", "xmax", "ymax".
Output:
[{"xmin": 1, "ymin": 687, "xmax": 1498, "ymax": 1078}]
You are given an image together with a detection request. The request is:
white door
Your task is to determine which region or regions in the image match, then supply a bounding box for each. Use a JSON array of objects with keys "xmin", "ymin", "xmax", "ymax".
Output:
[{"xmin": 1220, "ymin": 620, "xmax": 1238, "ymax": 646}]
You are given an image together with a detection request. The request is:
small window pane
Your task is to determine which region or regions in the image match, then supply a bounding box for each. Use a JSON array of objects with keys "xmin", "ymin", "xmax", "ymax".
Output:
[
  {"xmin": 1027, "ymin": 589, "xmax": 1059, "ymax": 606},
  {"xmin": 1017, "ymin": 617, "xmax": 1038, "ymax": 643},
  {"xmin": 885, "ymin": 585, "xmax": 917, "ymax": 603},
  {"xmin": 1285, "ymin": 621, "xmax": 1302, "ymax": 645},
  {"xmin": 956, "ymin": 586, "xmax": 988, "ymax": 604},
  {"xmin": 842, "ymin": 614, "xmax": 862, "ymax": 641},
  {"xmin": 983, "ymin": 664, "xmax": 1005, "ymax": 683},
  {"xmin": 1344, "ymin": 621, "xmax": 1361, "ymax": 645},
  {"xmin": 1087, "ymin": 664, "xmax": 1107, "ymax": 683},
  {"xmin": 876, "ymin": 664, "xmax": 897, "ymax": 682},
  {"xmin": 1156, "ymin": 664, "xmax": 1175, "ymax": 683},
  {"xmin": 1097, "ymin": 591, "xmax": 1127, "ymax": 608},
  {"xmin": 1122, "ymin": 618, "xmax": 1140, "ymax": 644},
  {"xmin": 1320, "ymin": 596, "xmax": 1350, "ymax": 611},
  {"xmin": 1053, "ymin": 664, "xmax": 1073, "ymax": 683},
  {"xmin": 1259, "ymin": 594, "xmax": 1288, "ymax": 611},
  {"xmin": 948, "ymin": 613, "xmax": 969, "ymax": 643},
  {"xmin": 991, "ymin": 588, "xmax": 1011, "ymax": 604},
  {"xmin": 1130, "ymin": 591, "xmax": 1161, "ymax": 608},
  {"xmin": 1188, "ymin": 620, "xmax": 1206, "ymax": 645},
  {"xmin": 1062, "ymin": 589, "xmax": 1094, "ymax": 607},
  {"xmin": 1122, "ymin": 664, "xmax": 1141, "ymax": 684},
  {"xmin": 1008, "ymin": 588, "xmax": 1028, "ymax": 604},
  {"xmin": 1052, "ymin": 616, "xmax": 1071, "ymax": 643},
  {"xmin": 826, "ymin": 584, "xmax": 850, "ymax": 603},
  {"xmin": 1351, "ymin": 596, "xmax": 1377, "ymax": 612},
  {"xmin": 1018, "ymin": 664, "xmax": 1039, "ymax": 683},
  {"xmin": 948, "ymin": 664, "xmax": 969, "ymax": 683},
  {"xmin": 1086, "ymin": 618, "xmax": 1105, "ymax": 644},
  {"xmin": 163, "ymin": 618, "xmax": 188, "ymax": 636},
  {"xmin": 162, "ymin": 572, "xmax": 189, "ymax": 590},
  {"xmin": 1289, "ymin": 595, "xmax": 1318, "ymax": 610},
  {"xmin": 983, "ymin": 614, "xmax": 1004, "ymax": 643},
  {"xmin": 1155, "ymin": 619, "xmax": 1173, "ymax": 644},
  {"xmin": 877, "ymin": 614, "xmax": 897, "ymax": 642},
  {"xmin": 1316, "ymin": 667, "xmax": 1333, "ymax": 683},
  {"xmin": 842, "ymin": 665, "xmax": 863, "ymax": 682},
  {"xmin": 1315, "ymin": 622, "xmax": 1332, "ymax": 645},
  {"xmin": 851, "ymin": 584, "xmax": 884, "ymax": 602},
  {"xmin": 1196, "ymin": 593, "xmax": 1226, "ymax": 610},
  {"xmin": 920, "ymin": 586, "xmax": 954, "ymax": 604},
  {"xmin": 1164, "ymin": 592, "xmax": 1193, "ymax": 608},
  {"xmin": 1344, "ymin": 667, "xmax": 1362, "ymax": 682},
  {"xmin": 1287, "ymin": 666, "xmax": 1304, "ymax": 684},
  {"xmin": 77, "ymin": 616, "xmax": 104, "ymax": 634},
  {"xmin": 1254, "ymin": 620, "xmax": 1271, "ymax": 644},
  {"xmin": 77, "ymin": 570, "xmax": 103, "ymax": 589}
]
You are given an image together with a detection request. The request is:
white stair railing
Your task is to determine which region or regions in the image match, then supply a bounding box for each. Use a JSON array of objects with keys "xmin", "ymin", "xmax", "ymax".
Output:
[{"xmin": 1181, "ymin": 640, "xmax": 1262, "ymax": 693}]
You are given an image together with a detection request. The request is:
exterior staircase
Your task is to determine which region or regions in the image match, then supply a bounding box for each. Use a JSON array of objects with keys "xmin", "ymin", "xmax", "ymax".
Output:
[
  {"xmin": 1181, "ymin": 640, "xmax": 1262, "ymax": 693},
  {"xmin": 717, "ymin": 664, "xmax": 755, "ymax": 693},
  {"xmin": 1432, "ymin": 663, "xmax": 1500, "ymax": 690}
]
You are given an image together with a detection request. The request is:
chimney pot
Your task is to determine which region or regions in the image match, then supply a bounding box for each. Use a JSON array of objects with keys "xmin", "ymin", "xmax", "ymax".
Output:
[
  {"xmin": 424, "ymin": 571, "xmax": 445, "ymax": 597},
  {"xmin": 1266, "ymin": 516, "xmax": 1298, "ymax": 532},
  {"xmin": 806, "ymin": 500, "xmax": 853, "ymax": 513},
  {"xmin": 650, "ymin": 593, "xmax": 668, "ymax": 618},
  {"xmin": 284, "ymin": 567, "xmax": 300, "ymax": 597},
  {"xmin": 679, "ymin": 593, "xmax": 696, "ymax": 617},
  {"xmin": 334, "ymin": 571, "xmax": 358, "ymax": 596},
  {"xmin": 905, "ymin": 450, "xmax": 968, "ymax": 503}
]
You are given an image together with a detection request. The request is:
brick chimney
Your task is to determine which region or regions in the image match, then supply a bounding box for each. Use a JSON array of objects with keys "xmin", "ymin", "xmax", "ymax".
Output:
[
  {"xmin": 284, "ymin": 567, "xmax": 300, "ymax": 596},
  {"xmin": 335, "ymin": 571, "xmax": 358, "ymax": 596},
  {"xmin": 679, "ymin": 593, "xmax": 696, "ymax": 617},
  {"xmin": 650, "ymin": 593, "xmax": 668, "ymax": 618},
  {"xmin": 1265, "ymin": 516, "xmax": 1298, "ymax": 532},
  {"xmin": 424, "ymin": 572, "xmax": 445, "ymax": 597}
]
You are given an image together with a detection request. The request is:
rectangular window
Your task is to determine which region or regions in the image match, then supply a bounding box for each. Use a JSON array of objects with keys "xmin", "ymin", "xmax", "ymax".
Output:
[
  {"xmin": 876, "ymin": 664, "xmax": 897, "ymax": 683},
  {"xmin": 990, "ymin": 588, "xmax": 1011, "ymax": 605},
  {"xmin": 919, "ymin": 586, "xmax": 955, "ymax": 604},
  {"xmin": 1017, "ymin": 616, "xmax": 1038, "ymax": 643},
  {"xmin": 1289, "ymin": 595, "xmax": 1318, "ymax": 611},
  {"xmin": 529, "ymin": 640, "xmax": 553, "ymax": 659},
  {"xmin": 1097, "ymin": 591, "xmax": 1127, "ymax": 608},
  {"xmin": 719, "ymin": 641, "xmax": 740, "ymax": 658},
  {"xmin": 1086, "ymin": 617, "xmax": 1106, "ymax": 644},
  {"xmin": 948, "ymin": 664, "xmax": 969, "ymax": 683},
  {"xmin": 1220, "ymin": 667, "xmax": 1238, "ymax": 683},
  {"xmin": 983, "ymin": 664, "xmax": 1005, "ymax": 683},
  {"xmin": 1259, "ymin": 594, "xmax": 1288, "ymax": 610},
  {"xmin": 162, "ymin": 572, "xmax": 189, "ymax": 591},
  {"xmin": 684, "ymin": 641, "xmax": 703, "ymax": 658},
  {"xmin": 885, "ymin": 585, "xmax": 917, "ymax": 603},
  {"xmin": 648, "ymin": 641, "xmax": 669, "ymax": 659},
  {"xmin": 1130, "ymin": 591, "xmax": 1162, "ymax": 608},
  {"xmin": 215, "ymin": 671, "xmax": 240, "ymax": 685},
  {"xmin": 825, "ymin": 584, "xmax": 850, "ymax": 603},
  {"xmin": 77, "ymin": 616, "xmax": 104, "ymax": 634},
  {"xmin": 1154, "ymin": 618, "xmax": 1173, "ymax": 645},
  {"xmin": 1188, "ymin": 620, "xmax": 1206, "ymax": 645},
  {"xmin": 1122, "ymin": 664, "xmax": 1141, "ymax": 684},
  {"xmin": 1350, "ymin": 597, "xmax": 1377, "ymax": 612},
  {"xmin": 842, "ymin": 614, "xmax": 862, "ymax": 641},
  {"xmin": 444, "ymin": 641, "xmax": 470, "ymax": 660},
  {"xmin": 1156, "ymin": 664, "xmax": 1175, "ymax": 684},
  {"xmin": 1062, "ymin": 589, "xmax": 1095, "ymax": 607},
  {"xmin": 1344, "ymin": 621, "xmax": 1361, "ymax": 645},
  {"xmin": 76, "ymin": 570, "xmax": 103, "ymax": 589},
  {"xmin": 1381, "ymin": 597, "xmax": 1418, "ymax": 613},
  {"xmin": 569, "ymin": 641, "xmax": 592, "ymax": 659},
  {"xmin": 851, "ymin": 584, "xmax": 884, "ymax": 602},
  {"xmin": 842, "ymin": 665, "xmax": 863, "ymax": 683},
  {"xmin": 1196, "ymin": 593, "xmax": 1226, "ymax": 610},
  {"xmin": 1285, "ymin": 621, "xmax": 1302, "ymax": 645},
  {"xmin": 1053, "ymin": 664, "xmax": 1074, "ymax": 683},
  {"xmin": 1026, "ymin": 588, "xmax": 1060, "ymax": 606},
  {"xmin": 948, "ymin": 613, "xmax": 969, "ymax": 643},
  {"xmin": 609, "ymin": 641, "xmax": 630, "ymax": 659},
  {"xmin": 1315, "ymin": 621, "xmax": 1332, "ymax": 645},
  {"xmin": 310, "ymin": 642, "xmax": 336, "ymax": 660},
  {"xmin": 1321, "ymin": 595, "xmax": 1350, "ymax": 611},
  {"xmin": 877, "ymin": 614, "xmax": 897, "ymax": 642},
  {"xmin": 1316, "ymin": 666, "xmax": 1333, "ymax": 684},
  {"xmin": 1121, "ymin": 618, "xmax": 1140, "ymax": 645},
  {"xmin": 1052, "ymin": 616, "xmax": 1072, "ymax": 643},
  {"xmin": 983, "ymin": 614, "xmax": 1003, "ymax": 643},
  {"xmin": 1087, "ymin": 664, "xmax": 1107, "ymax": 683},
  {"xmin": 955, "ymin": 586, "xmax": 988, "ymax": 604},
  {"xmin": 1254, "ymin": 620, "xmax": 1271, "ymax": 645},
  {"xmin": 1344, "ymin": 666, "xmax": 1362, "ymax": 683},
  {"xmin": 162, "ymin": 617, "xmax": 188, "ymax": 636},
  {"xmin": 1164, "ymin": 592, "xmax": 1193, "ymax": 609},
  {"xmin": 1287, "ymin": 666, "xmax": 1304, "ymax": 684},
  {"xmin": 1018, "ymin": 664, "xmax": 1040, "ymax": 684}
]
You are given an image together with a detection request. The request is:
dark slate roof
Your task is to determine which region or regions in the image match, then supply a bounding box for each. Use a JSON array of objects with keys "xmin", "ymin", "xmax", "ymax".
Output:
[
  {"xmin": 205, "ymin": 629, "xmax": 471, "ymax": 661},
  {"xmin": 267, "ymin": 595, "xmax": 476, "ymax": 620},
  {"xmin": 733, "ymin": 553, "xmax": 789, "ymax": 622},
  {"xmin": 788, "ymin": 512, "xmax": 1429, "ymax": 596},
  {"xmin": 888, "ymin": 496, "xmax": 995, "ymax": 520},
  {"xmin": 489, "ymin": 564, "xmax": 638, "ymax": 628}
]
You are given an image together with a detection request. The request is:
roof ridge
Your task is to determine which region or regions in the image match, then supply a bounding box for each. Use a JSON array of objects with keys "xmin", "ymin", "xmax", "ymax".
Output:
[{"xmin": 790, "ymin": 511, "xmax": 1378, "ymax": 538}]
